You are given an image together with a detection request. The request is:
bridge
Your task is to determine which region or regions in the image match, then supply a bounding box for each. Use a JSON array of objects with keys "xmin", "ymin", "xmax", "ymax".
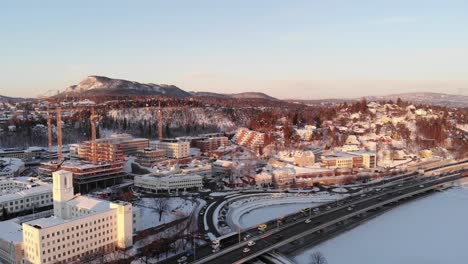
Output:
[{"xmin": 162, "ymin": 161, "xmax": 468, "ymax": 264}]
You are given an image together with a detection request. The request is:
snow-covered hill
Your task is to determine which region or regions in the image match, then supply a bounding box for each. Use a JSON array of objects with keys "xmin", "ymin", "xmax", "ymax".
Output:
[{"xmin": 60, "ymin": 76, "xmax": 191, "ymax": 98}]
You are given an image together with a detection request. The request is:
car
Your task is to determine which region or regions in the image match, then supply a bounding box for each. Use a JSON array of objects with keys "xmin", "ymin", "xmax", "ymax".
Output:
[
  {"xmin": 247, "ymin": 241, "xmax": 255, "ymax": 246},
  {"xmin": 243, "ymin": 248, "xmax": 250, "ymax": 253},
  {"xmin": 361, "ymin": 194, "xmax": 367, "ymax": 198},
  {"xmin": 347, "ymin": 206, "xmax": 353, "ymax": 211},
  {"xmin": 177, "ymin": 256, "xmax": 187, "ymax": 263},
  {"xmin": 305, "ymin": 219, "xmax": 312, "ymax": 224},
  {"xmin": 199, "ymin": 211, "xmax": 204, "ymax": 215},
  {"xmin": 325, "ymin": 206, "xmax": 331, "ymax": 210},
  {"xmin": 419, "ymin": 185, "xmax": 425, "ymax": 188},
  {"xmin": 243, "ymin": 234, "xmax": 251, "ymax": 241}
]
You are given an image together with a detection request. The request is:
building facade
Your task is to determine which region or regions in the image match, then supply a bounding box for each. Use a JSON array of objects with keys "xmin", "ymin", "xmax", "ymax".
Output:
[
  {"xmin": 134, "ymin": 174, "xmax": 203, "ymax": 193},
  {"xmin": 21, "ymin": 170, "xmax": 133, "ymax": 264},
  {"xmin": 150, "ymin": 139, "xmax": 190, "ymax": 159},
  {"xmin": 135, "ymin": 148, "xmax": 166, "ymax": 167}
]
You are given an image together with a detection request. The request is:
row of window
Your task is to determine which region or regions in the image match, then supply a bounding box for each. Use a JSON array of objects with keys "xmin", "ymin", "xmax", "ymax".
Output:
[{"xmin": 40, "ymin": 242, "xmax": 115, "ymax": 264}]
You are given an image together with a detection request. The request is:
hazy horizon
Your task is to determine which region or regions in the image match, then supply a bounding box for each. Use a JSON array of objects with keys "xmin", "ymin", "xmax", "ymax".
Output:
[{"xmin": 1, "ymin": 1, "xmax": 468, "ymax": 98}]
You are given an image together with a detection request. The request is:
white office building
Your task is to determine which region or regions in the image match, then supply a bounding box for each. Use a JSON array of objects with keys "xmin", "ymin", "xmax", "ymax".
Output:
[
  {"xmin": 0, "ymin": 178, "xmax": 53, "ymax": 218},
  {"xmin": 0, "ymin": 170, "xmax": 134, "ymax": 264},
  {"xmin": 134, "ymin": 174, "xmax": 203, "ymax": 193}
]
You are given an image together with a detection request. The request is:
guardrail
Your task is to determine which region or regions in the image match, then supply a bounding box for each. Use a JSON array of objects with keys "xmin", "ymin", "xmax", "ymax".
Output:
[
  {"xmin": 194, "ymin": 171, "xmax": 466, "ymax": 264},
  {"xmin": 231, "ymin": 174, "xmax": 465, "ymax": 264}
]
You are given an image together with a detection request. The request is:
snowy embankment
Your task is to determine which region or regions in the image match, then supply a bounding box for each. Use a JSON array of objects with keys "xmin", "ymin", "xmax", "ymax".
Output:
[
  {"xmin": 291, "ymin": 185, "xmax": 468, "ymax": 264},
  {"xmin": 213, "ymin": 193, "xmax": 346, "ymax": 234}
]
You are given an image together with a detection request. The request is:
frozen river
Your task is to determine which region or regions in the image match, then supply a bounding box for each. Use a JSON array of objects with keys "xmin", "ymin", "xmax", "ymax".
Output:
[{"xmin": 291, "ymin": 185, "xmax": 468, "ymax": 264}]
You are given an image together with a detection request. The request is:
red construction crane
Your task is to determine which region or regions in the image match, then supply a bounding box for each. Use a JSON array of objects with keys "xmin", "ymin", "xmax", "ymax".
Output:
[
  {"xmin": 158, "ymin": 99, "xmax": 163, "ymax": 142},
  {"xmin": 47, "ymin": 103, "xmax": 53, "ymax": 158},
  {"xmin": 56, "ymin": 106, "xmax": 63, "ymax": 161},
  {"xmin": 90, "ymin": 108, "xmax": 100, "ymax": 164}
]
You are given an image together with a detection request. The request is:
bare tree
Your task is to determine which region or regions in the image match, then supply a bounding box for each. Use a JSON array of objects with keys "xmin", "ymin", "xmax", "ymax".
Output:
[
  {"xmin": 155, "ymin": 198, "xmax": 170, "ymax": 222},
  {"xmin": 310, "ymin": 251, "xmax": 328, "ymax": 264}
]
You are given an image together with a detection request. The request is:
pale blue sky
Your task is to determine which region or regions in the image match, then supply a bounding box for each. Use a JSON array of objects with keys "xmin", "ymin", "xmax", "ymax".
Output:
[{"xmin": 1, "ymin": 0, "xmax": 468, "ymax": 98}]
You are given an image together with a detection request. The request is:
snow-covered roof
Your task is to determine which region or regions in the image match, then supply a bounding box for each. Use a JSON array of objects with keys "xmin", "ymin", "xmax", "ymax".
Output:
[
  {"xmin": 25, "ymin": 216, "xmax": 66, "ymax": 229},
  {"xmin": 67, "ymin": 195, "xmax": 111, "ymax": 212},
  {"xmin": 0, "ymin": 185, "xmax": 52, "ymax": 203},
  {"xmin": 213, "ymin": 160, "xmax": 233, "ymax": 167},
  {"xmin": 0, "ymin": 220, "xmax": 23, "ymax": 243}
]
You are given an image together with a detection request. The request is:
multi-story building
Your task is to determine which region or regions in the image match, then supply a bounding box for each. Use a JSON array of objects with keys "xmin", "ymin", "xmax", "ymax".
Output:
[
  {"xmin": 135, "ymin": 148, "xmax": 166, "ymax": 167},
  {"xmin": 231, "ymin": 128, "xmax": 266, "ymax": 153},
  {"xmin": 0, "ymin": 178, "xmax": 53, "ymax": 218},
  {"xmin": 0, "ymin": 148, "xmax": 44, "ymax": 161},
  {"xmin": 134, "ymin": 174, "xmax": 203, "ymax": 193},
  {"xmin": 212, "ymin": 160, "xmax": 233, "ymax": 178},
  {"xmin": 20, "ymin": 170, "xmax": 133, "ymax": 264},
  {"xmin": 194, "ymin": 136, "xmax": 229, "ymax": 153},
  {"xmin": 0, "ymin": 158, "xmax": 25, "ymax": 177},
  {"xmin": 78, "ymin": 134, "xmax": 148, "ymax": 163},
  {"xmin": 0, "ymin": 221, "xmax": 23, "ymax": 264},
  {"xmin": 150, "ymin": 139, "xmax": 190, "ymax": 159},
  {"xmin": 271, "ymin": 167, "xmax": 296, "ymax": 187},
  {"xmin": 321, "ymin": 151, "xmax": 376, "ymax": 169},
  {"xmin": 39, "ymin": 160, "xmax": 124, "ymax": 194}
]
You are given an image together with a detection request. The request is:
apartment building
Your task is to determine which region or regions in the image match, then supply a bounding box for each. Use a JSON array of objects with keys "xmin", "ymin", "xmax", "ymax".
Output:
[
  {"xmin": 150, "ymin": 139, "xmax": 190, "ymax": 159},
  {"xmin": 231, "ymin": 128, "xmax": 266, "ymax": 153},
  {"xmin": 194, "ymin": 136, "xmax": 229, "ymax": 152}
]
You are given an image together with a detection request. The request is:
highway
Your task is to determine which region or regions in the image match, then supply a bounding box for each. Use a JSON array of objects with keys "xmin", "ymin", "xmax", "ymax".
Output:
[
  {"xmin": 206, "ymin": 172, "xmax": 465, "ymax": 264},
  {"xmin": 161, "ymin": 161, "xmax": 468, "ymax": 264},
  {"xmin": 165, "ymin": 167, "xmax": 461, "ymax": 263}
]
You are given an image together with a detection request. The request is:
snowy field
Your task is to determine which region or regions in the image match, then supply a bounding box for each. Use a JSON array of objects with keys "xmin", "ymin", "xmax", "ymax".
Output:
[
  {"xmin": 135, "ymin": 197, "xmax": 198, "ymax": 230},
  {"xmin": 239, "ymin": 203, "xmax": 313, "ymax": 228},
  {"xmin": 291, "ymin": 185, "xmax": 468, "ymax": 264}
]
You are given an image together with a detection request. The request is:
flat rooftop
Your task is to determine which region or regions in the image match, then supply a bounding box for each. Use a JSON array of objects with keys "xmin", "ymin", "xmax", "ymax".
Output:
[
  {"xmin": 0, "ymin": 220, "xmax": 23, "ymax": 243},
  {"xmin": 25, "ymin": 216, "xmax": 66, "ymax": 229}
]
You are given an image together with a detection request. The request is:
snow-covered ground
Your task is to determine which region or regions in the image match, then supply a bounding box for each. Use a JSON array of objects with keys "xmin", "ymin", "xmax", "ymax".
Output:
[
  {"xmin": 220, "ymin": 193, "xmax": 345, "ymax": 231},
  {"xmin": 239, "ymin": 203, "xmax": 312, "ymax": 228},
  {"xmin": 135, "ymin": 197, "xmax": 197, "ymax": 230},
  {"xmin": 291, "ymin": 185, "xmax": 468, "ymax": 264}
]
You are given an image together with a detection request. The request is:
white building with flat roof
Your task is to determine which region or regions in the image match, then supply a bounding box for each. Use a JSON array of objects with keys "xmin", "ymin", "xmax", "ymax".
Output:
[
  {"xmin": 134, "ymin": 174, "xmax": 203, "ymax": 193},
  {"xmin": 0, "ymin": 178, "xmax": 53, "ymax": 218},
  {"xmin": 0, "ymin": 221, "xmax": 23, "ymax": 264},
  {"xmin": 0, "ymin": 170, "xmax": 134, "ymax": 264}
]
